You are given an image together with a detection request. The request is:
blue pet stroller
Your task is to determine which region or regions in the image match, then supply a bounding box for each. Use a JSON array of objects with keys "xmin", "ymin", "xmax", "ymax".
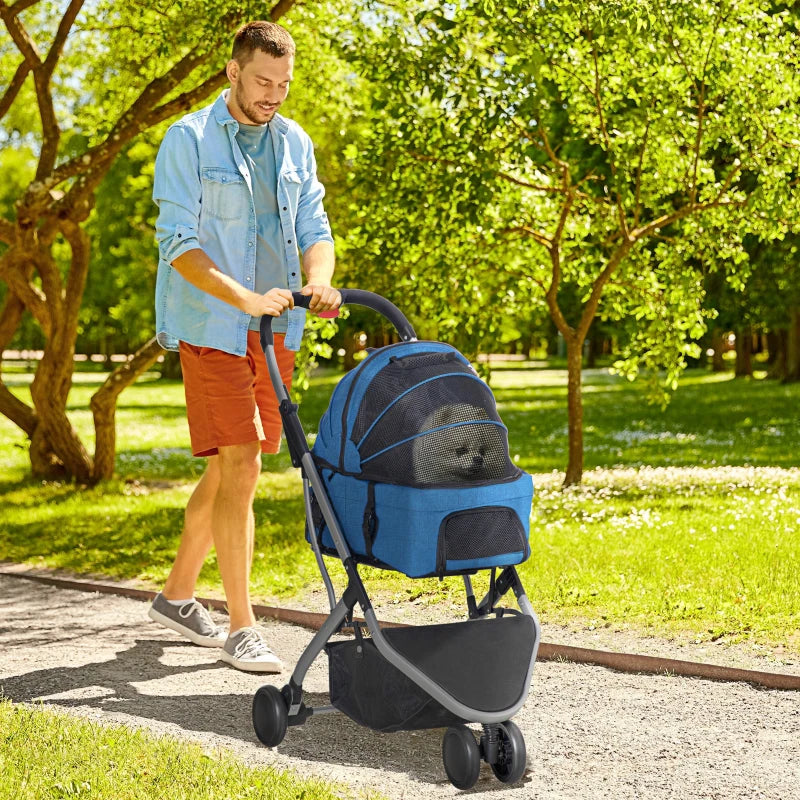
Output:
[{"xmin": 252, "ymin": 290, "xmax": 541, "ymax": 789}]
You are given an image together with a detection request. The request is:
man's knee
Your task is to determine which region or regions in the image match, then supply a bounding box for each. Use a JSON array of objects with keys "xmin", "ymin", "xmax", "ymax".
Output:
[{"xmin": 217, "ymin": 442, "xmax": 262, "ymax": 488}]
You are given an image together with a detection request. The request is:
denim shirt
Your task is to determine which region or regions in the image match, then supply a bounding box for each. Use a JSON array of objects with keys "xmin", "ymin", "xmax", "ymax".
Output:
[{"xmin": 152, "ymin": 90, "xmax": 334, "ymax": 353}]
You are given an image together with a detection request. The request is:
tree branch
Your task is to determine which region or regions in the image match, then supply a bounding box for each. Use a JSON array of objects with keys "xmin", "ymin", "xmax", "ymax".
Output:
[
  {"xmin": 7, "ymin": 0, "xmax": 43, "ymax": 15},
  {"xmin": 501, "ymin": 225, "xmax": 553, "ymax": 249},
  {"xmin": 405, "ymin": 151, "xmax": 563, "ymax": 194},
  {"xmin": 0, "ymin": 59, "xmax": 32, "ymax": 120},
  {"xmin": 0, "ymin": 218, "xmax": 15, "ymax": 245}
]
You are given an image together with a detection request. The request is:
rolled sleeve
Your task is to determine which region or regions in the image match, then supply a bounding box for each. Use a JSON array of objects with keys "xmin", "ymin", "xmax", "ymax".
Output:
[
  {"xmin": 296, "ymin": 142, "xmax": 334, "ymax": 254},
  {"xmin": 153, "ymin": 124, "xmax": 202, "ymax": 264}
]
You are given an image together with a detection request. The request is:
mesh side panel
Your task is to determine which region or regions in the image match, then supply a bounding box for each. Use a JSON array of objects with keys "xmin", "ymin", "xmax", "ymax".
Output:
[
  {"xmin": 326, "ymin": 638, "xmax": 466, "ymax": 732},
  {"xmin": 359, "ymin": 375, "xmax": 500, "ymax": 459},
  {"xmin": 362, "ymin": 423, "xmax": 517, "ymax": 486},
  {"xmin": 438, "ymin": 508, "xmax": 527, "ymax": 565},
  {"xmin": 352, "ymin": 351, "xmax": 475, "ymax": 443}
]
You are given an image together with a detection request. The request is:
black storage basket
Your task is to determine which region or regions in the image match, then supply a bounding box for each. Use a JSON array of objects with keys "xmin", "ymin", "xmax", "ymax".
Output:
[{"xmin": 325, "ymin": 637, "xmax": 466, "ymax": 732}]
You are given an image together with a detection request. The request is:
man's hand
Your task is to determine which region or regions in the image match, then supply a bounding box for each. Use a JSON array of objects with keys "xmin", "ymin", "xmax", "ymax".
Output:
[
  {"xmin": 243, "ymin": 287, "xmax": 295, "ymax": 317},
  {"xmin": 301, "ymin": 283, "xmax": 341, "ymax": 313}
]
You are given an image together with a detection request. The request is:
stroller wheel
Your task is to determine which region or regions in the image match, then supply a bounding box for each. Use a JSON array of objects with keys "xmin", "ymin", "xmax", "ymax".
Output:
[
  {"xmin": 252, "ymin": 685, "xmax": 288, "ymax": 747},
  {"xmin": 489, "ymin": 720, "xmax": 526, "ymax": 784},
  {"xmin": 442, "ymin": 725, "xmax": 481, "ymax": 790}
]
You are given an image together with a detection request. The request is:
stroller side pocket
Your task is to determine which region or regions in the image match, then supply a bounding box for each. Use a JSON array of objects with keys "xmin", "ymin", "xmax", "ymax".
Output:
[{"xmin": 436, "ymin": 506, "xmax": 529, "ymax": 575}]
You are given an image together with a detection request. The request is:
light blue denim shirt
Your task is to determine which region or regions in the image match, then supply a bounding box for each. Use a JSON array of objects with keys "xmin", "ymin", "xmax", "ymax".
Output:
[{"xmin": 153, "ymin": 90, "xmax": 334, "ymax": 353}]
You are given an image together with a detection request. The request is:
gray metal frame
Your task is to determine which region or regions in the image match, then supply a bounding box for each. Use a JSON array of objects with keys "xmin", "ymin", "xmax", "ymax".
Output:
[{"xmin": 263, "ymin": 325, "xmax": 541, "ymax": 726}]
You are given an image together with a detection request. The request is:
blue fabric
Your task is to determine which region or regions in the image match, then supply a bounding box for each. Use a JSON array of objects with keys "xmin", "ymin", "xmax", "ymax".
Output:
[
  {"xmin": 310, "ymin": 339, "xmax": 534, "ymax": 578},
  {"xmin": 310, "ymin": 471, "xmax": 533, "ymax": 578},
  {"xmin": 312, "ymin": 340, "xmax": 471, "ymax": 471},
  {"xmin": 153, "ymin": 90, "xmax": 334, "ymax": 354}
]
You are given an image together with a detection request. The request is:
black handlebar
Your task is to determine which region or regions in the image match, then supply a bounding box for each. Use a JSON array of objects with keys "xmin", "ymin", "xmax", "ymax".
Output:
[{"xmin": 259, "ymin": 289, "xmax": 417, "ymax": 352}]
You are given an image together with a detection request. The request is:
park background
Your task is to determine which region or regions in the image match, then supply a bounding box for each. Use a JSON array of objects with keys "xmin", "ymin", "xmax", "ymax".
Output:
[
  {"xmin": 2, "ymin": 1, "xmax": 799, "ymax": 795},
  {"xmin": 2, "ymin": 0, "xmax": 799, "ymax": 647}
]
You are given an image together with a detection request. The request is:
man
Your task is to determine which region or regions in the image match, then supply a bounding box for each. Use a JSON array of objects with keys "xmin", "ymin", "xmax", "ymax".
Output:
[{"xmin": 149, "ymin": 20, "xmax": 340, "ymax": 672}]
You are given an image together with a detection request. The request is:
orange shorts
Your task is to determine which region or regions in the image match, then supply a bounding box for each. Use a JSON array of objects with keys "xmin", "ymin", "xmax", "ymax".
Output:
[{"xmin": 179, "ymin": 331, "xmax": 296, "ymax": 457}]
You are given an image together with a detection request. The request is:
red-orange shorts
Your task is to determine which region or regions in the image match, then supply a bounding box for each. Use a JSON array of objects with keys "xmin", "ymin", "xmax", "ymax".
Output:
[{"xmin": 178, "ymin": 331, "xmax": 296, "ymax": 457}]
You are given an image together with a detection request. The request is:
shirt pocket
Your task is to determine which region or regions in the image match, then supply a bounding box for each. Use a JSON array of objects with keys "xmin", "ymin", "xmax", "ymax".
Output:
[
  {"xmin": 280, "ymin": 168, "xmax": 309, "ymax": 204},
  {"xmin": 201, "ymin": 167, "xmax": 249, "ymax": 221}
]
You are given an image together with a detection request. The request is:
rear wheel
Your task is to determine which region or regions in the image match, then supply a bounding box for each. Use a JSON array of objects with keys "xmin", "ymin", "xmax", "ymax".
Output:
[
  {"xmin": 442, "ymin": 724, "xmax": 481, "ymax": 790},
  {"xmin": 490, "ymin": 720, "xmax": 526, "ymax": 784},
  {"xmin": 252, "ymin": 685, "xmax": 289, "ymax": 747}
]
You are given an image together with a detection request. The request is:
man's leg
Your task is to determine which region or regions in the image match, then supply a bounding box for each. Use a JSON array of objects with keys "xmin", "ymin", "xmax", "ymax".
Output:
[
  {"xmin": 212, "ymin": 440, "xmax": 262, "ymax": 633},
  {"xmin": 162, "ymin": 457, "xmax": 220, "ymax": 600}
]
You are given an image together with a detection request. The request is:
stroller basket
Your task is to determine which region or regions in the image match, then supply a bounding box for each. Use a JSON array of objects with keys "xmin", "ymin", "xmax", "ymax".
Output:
[
  {"xmin": 326, "ymin": 615, "xmax": 536, "ymax": 733},
  {"xmin": 326, "ymin": 638, "xmax": 466, "ymax": 732}
]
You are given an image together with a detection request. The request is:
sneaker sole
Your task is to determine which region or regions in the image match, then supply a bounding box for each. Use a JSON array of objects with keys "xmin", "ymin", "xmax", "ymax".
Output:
[
  {"xmin": 218, "ymin": 650, "xmax": 283, "ymax": 673},
  {"xmin": 147, "ymin": 606, "xmax": 226, "ymax": 648}
]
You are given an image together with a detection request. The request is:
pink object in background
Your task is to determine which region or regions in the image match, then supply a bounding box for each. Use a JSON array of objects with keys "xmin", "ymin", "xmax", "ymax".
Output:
[{"xmin": 317, "ymin": 310, "xmax": 339, "ymax": 319}]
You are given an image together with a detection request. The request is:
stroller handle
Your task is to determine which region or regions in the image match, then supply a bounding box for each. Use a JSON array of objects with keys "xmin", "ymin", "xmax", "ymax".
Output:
[{"xmin": 259, "ymin": 288, "xmax": 417, "ymax": 350}]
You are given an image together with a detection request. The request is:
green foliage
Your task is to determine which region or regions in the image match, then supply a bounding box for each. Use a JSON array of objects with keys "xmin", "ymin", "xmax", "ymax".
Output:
[{"xmin": 335, "ymin": 0, "xmax": 800, "ymax": 385}]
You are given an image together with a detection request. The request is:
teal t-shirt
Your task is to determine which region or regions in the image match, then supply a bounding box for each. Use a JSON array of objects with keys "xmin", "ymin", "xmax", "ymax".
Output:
[{"xmin": 235, "ymin": 122, "xmax": 289, "ymax": 334}]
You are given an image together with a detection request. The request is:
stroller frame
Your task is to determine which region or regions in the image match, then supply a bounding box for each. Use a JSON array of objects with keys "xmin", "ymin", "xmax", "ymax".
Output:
[{"xmin": 253, "ymin": 289, "xmax": 542, "ymax": 789}]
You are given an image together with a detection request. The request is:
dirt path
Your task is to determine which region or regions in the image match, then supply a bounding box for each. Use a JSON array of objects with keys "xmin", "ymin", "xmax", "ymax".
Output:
[{"xmin": 1, "ymin": 574, "xmax": 798, "ymax": 799}]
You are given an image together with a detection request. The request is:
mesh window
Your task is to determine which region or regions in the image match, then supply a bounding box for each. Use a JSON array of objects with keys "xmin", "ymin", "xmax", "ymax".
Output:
[
  {"xmin": 362, "ymin": 421, "xmax": 517, "ymax": 485},
  {"xmin": 358, "ymin": 374, "xmax": 500, "ymax": 458},
  {"xmin": 438, "ymin": 508, "xmax": 527, "ymax": 567},
  {"xmin": 352, "ymin": 351, "xmax": 476, "ymax": 444}
]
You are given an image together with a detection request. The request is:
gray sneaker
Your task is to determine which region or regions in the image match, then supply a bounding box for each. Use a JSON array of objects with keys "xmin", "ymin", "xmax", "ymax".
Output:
[
  {"xmin": 219, "ymin": 627, "xmax": 283, "ymax": 673},
  {"xmin": 147, "ymin": 593, "xmax": 227, "ymax": 648}
]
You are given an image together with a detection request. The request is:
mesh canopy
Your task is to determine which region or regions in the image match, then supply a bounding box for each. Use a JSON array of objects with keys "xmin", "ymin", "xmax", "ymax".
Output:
[{"xmin": 353, "ymin": 350, "xmax": 519, "ymax": 486}]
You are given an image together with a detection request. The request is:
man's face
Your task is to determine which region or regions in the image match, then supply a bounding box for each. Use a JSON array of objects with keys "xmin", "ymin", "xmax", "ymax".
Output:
[{"xmin": 226, "ymin": 49, "xmax": 293, "ymax": 125}]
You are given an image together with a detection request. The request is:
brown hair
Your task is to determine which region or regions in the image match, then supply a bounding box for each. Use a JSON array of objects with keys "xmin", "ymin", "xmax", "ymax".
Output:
[{"xmin": 231, "ymin": 21, "xmax": 295, "ymax": 65}]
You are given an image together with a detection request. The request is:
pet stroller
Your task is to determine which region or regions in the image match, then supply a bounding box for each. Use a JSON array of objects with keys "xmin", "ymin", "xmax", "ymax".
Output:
[{"xmin": 252, "ymin": 289, "xmax": 541, "ymax": 789}]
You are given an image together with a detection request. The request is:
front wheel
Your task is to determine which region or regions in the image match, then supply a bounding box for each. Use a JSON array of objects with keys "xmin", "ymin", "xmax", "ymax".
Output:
[
  {"xmin": 442, "ymin": 725, "xmax": 481, "ymax": 790},
  {"xmin": 490, "ymin": 720, "xmax": 526, "ymax": 784},
  {"xmin": 252, "ymin": 685, "xmax": 289, "ymax": 747}
]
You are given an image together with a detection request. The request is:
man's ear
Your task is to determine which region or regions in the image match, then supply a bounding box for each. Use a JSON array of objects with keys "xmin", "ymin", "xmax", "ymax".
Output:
[{"xmin": 226, "ymin": 59, "xmax": 238, "ymax": 84}]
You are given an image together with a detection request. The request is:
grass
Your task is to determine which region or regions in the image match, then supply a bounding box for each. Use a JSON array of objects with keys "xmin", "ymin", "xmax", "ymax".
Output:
[
  {"xmin": 1, "ymin": 362, "xmax": 799, "ymax": 651},
  {"xmin": 0, "ymin": 699, "xmax": 375, "ymax": 800}
]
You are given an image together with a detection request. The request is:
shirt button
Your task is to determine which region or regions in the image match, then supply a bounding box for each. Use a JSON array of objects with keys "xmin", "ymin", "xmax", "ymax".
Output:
[
  {"xmin": 248, "ymin": 242, "xmax": 253, "ymax": 247},
  {"xmin": 246, "ymin": 276, "xmax": 252, "ymax": 282},
  {"xmin": 282, "ymin": 206, "xmax": 287, "ymax": 211},
  {"xmin": 287, "ymin": 239, "xmax": 292, "ymax": 244}
]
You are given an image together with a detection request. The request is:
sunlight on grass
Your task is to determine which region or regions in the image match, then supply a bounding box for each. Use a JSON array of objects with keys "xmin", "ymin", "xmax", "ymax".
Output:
[
  {"xmin": 0, "ymin": 699, "xmax": 370, "ymax": 800},
  {"xmin": 1, "ymin": 364, "xmax": 799, "ymax": 651}
]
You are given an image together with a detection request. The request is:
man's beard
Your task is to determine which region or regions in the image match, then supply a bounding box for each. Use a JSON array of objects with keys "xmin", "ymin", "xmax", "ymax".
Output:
[{"xmin": 235, "ymin": 83, "xmax": 274, "ymax": 125}]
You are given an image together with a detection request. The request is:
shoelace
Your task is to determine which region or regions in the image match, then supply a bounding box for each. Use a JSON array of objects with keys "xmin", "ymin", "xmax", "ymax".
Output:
[{"xmin": 232, "ymin": 628, "xmax": 275, "ymax": 660}]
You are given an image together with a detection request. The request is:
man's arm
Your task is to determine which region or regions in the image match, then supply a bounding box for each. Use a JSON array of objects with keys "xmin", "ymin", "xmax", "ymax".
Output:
[
  {"xmin": 300, "ymin": 240, "xmax": 340, "ymax": 312},
  {"xmin": 173, "ymin": 248, "xmax": 294, "ymax": 318}
]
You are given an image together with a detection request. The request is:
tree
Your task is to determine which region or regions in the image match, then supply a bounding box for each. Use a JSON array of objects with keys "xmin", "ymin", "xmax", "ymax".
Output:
[
  {"xmin": 338, "ymin": 0, "xmax": 800, "ymax": 484},
  {"xmin": 0, "ymin": 0, "xmax": 300, "ymax": 483}
]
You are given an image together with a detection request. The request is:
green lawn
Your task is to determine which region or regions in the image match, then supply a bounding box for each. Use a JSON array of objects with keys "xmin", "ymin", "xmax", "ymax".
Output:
[
  {"xmin": 0, "ymin": 699, "xmax": 375, "ymax": 800},
  {"xmin": 1, "ymin": 363, "xmax": 799, "ymax": 650}
]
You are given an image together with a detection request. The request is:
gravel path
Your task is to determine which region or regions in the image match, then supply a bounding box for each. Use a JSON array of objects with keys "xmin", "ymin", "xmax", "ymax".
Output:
[{"xmin": 1, "ymin": 573, "xmax": 799, "ymax": 799}]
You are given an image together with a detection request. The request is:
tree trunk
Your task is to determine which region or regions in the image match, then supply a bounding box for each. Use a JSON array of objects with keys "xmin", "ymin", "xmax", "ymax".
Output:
[
  {"xmin": 786, "ymin": 307, "xmax": 800, "ymax": 382},
  {"xmin": 767, "ymin": 329, "xmax": 787, "ymax": 379},
  {"xmin": 90, "ymin": 337, "xmax": 163, "ymax": 481},
  {"xmin": 710, "ymin": 329, "xmax": 727, "ymax": 372},
  {"xmin": 563, "ymin": 336, "xmax": 584, "ymax": 487},
  {"xmin": 735, "ymin": 327, "xmax": 752, "ymax": 377}
]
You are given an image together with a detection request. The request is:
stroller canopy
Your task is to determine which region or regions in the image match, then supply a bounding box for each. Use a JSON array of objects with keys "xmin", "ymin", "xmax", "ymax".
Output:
[{"xmin": 313, "ymin": 341, "xmax": 521, "ymax": 487}]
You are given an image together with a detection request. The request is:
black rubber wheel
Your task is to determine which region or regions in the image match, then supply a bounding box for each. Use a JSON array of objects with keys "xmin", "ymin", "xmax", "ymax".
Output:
[
  {"xmin": 442, "ymin": 725, "xmax": 481, "ymax": 790},
  {"xmin": 490, "ymin": 720, "xmax": 526, "ymax": 784},
  {"xmin": 252, "ymin": 685, "xmax": 289, "ymax": 747}
]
